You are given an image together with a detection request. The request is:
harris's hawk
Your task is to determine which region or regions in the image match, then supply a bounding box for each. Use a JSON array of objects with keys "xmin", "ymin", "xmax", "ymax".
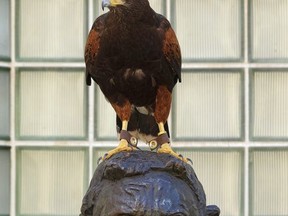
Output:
[{"xmin": 85, "ymin": 0, "xmax": 187, "ymax": 162}]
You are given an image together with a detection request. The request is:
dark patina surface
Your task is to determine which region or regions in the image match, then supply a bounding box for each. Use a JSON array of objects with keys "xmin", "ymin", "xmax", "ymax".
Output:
[{"xmin": 80, "ymin": 151, "xmax": 220, "ymax": 216}]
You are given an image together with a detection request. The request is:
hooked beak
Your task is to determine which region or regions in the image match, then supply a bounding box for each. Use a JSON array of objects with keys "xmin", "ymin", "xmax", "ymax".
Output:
[
  {"xmin": 101, "ymin": 0, "xmax": 110, "ymax": 10},
  {"xmin": 101, "ymin": 0, "xmax": 125, "ymax": 10}
]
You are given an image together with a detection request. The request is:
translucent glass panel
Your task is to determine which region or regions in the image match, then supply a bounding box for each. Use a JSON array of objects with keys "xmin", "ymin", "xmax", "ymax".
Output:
[
  {"xmin": 251, "ymin": 71, "xmax": 288, "ymax": 140},
  {"xmin": 17, "ymin": 148, "xmax": 88, "ymax": 216},
  {"xmin": 176, "ymin": 149, "xmax": 243, "ymax": 216},
  {"xmin": 251, "ymin": 0, "xmax": 288, "ymax": 61},
  {"xmin": 95, "ymin": 87, "xmax": 117, "ymax": 140},
  {"xmin": 16, "ymin": 69, "xmax": 87, "ymax": 139},
  {"xmin": 0, "ymin": 0, "xmax": 10, "ymax": 59},
  {"xmin": 174, "ymin": 71, "xmax": 243, "ymax": 140},
  {"xmin": 174, "ymin": 0, "xmax": 242, "ymax": 61},
  {"xmin": 250, "ymin": 149, "xmax": 288, "ymax": 216},
  {"xmin": 0, "ymin": 70, "xmax": 10, "ymax": 139},
  {"xmin": 148, "ymin": 0, "xmax": 164, "ymax": 14},
  {"xmin": 0, "ymin": 148, "xmax": 10, "ymax": 216},
  {"xmin": 17, "ymin": 0, "xmax": 86, "ymax": 61}
]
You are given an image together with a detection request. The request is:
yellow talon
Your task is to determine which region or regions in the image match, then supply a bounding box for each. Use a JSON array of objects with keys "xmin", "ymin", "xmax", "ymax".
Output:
[
  {"xmin": 103, "ymin": 139, "xmax": 135, "ymax": 160},
  {"xmin": 157, "ymin": 143, "xmax": 188, "ymax": 163}
]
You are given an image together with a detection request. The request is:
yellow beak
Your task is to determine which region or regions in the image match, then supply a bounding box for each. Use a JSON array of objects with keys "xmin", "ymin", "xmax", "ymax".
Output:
[{"xmin": 102, "ymin": 0, "xmax": 125, "ymax": 10}]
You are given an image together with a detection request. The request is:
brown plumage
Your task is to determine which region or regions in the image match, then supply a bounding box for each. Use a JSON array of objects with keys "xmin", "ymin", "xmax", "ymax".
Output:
[{"xmin": 85, "ymin": 0, "xmax": 186, "ymax": 162}]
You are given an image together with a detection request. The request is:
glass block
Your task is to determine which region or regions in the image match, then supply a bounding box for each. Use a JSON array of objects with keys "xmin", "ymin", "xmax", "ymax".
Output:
[
  {"xmin": 173, "ymin": 0, "xmax": 242, "ymax": 61},
  {"xmin": 173, "ymin": 71, "xmax": 243, "ymax": 140},
  {"xmin": 0, "ymin": 148, "xmax": 10, "ymax": 216},
  {"xmin": 251, "ymin": 71, "xmax": 288, "ymax": 140},
  {"xmin": 0, "ymin": 0, "xmax": 10, "ymax": 59},
  {"xmin": 17, "ymin": 148, "xmax": 88, "ymax": 216},
  {"xmin": 250, "ymin": 149, "xmax": 288, "ymax": 216},
  {"xmin": 176, "ymin": 149, "xmax": 243, "ymax": 216},
  {"xmin": 251, "ymin": 0, "xmax": 288, "ymax": 61},
  {"xmin": 16, "ymin": 69, "xmax": 87, "ymax": 139},
  {"xmin": 0, "ymin": 70, "xmax": 10, "ymax": 139},
  {"xmin": 95, "ymin": 86, "xmax": 117, "ymax": 140},
  {"xmin": 148, "ymin": 0, "xmax": 164, "ymax": 14},
  {"xmin": 17, "ymin": 0, "xmax": 86, "ymax": 61}
]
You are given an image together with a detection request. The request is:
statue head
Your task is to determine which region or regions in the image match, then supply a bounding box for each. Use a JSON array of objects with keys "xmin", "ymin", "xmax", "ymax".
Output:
[{"xmin": 80, "ymin": 151, "xmax": 220, "ymax": 216}]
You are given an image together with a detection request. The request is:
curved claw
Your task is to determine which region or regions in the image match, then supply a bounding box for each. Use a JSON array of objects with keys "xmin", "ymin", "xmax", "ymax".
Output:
[
  {"xmin": 178, "ymin": 154, "xmax": 192, "ymax": 165},
  {"xmin": 157, "ymin": 143, "xmax": 188, "ymax": 163},
  {"xmin": 102, "ymin": 139, "xmax": 136, "ymax": 160},
  {"xmin": 187, "ymin": 158, "xmax": 193, "ymax": 165},
  {"xmin": 97, "ymin": 156, "xmax": 104, "ymax": 164}
]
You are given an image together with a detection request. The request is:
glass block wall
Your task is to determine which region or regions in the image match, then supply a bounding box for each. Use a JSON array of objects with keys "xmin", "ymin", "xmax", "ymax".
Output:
[{"xmin": 1, "ymin": 0, "xmax": 288, "ymax": 216}]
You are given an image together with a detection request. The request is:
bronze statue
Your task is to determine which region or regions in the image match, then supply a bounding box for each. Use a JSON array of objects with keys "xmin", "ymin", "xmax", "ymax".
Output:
[{"xmin": 80, "ymin": 151, "xmax": 220, "ymax": 216}]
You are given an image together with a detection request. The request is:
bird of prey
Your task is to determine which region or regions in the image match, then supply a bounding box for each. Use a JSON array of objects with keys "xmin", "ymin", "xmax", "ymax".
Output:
[{"xmin": 85, "ymin": 0, "xmax": 187, "ymax": 162}]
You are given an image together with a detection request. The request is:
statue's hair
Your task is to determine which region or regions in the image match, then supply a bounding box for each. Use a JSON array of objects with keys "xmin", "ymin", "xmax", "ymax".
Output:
[{"xmin": 80, "ymin": 151, "xmax": 219, "ymax": 216}]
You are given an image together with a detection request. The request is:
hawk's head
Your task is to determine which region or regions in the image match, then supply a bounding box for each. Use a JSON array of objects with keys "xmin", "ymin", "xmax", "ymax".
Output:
[{"xmin": 101, "ymin": 0, "xmax": 150, "ymax": 11}]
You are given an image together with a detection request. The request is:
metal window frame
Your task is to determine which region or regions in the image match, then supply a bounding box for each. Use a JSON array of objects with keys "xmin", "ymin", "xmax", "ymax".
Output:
[
  {"xmin": 0, "ymin": 147, "xmax": 11, "ymax": 216},
  {"xmin": 0, "ymin": 69, "xmax": 10, "ymax": 140}
]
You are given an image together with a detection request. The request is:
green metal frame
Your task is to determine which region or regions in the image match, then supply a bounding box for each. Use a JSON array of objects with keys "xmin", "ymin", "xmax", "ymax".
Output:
[
  {"xmin": 0, "ymin": 69, "xmax": 10, "ymax": 140},
  {"xmin": 0, "ymin": 147, "xmax": 11, "ymax": 216}
]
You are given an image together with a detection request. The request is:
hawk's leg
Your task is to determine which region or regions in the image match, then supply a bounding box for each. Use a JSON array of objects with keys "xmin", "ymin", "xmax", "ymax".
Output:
[
  {"xmin": 154, "ymin": 86, "xmax": 188, "ymax": 163},
  {"xmin": 156, "ymin": 122, "xmax": 188, "ymax": 163},
  {"xmin": 103, "ymin": 100, "xmax": 137, "ymax": 160}
]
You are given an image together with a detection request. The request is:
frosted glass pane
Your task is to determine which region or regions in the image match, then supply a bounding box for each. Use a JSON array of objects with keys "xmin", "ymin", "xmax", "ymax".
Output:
[
  {"xmin": 95, "ymin": 87, "xmax": 117, "ymax": 140},
  {"xmin": 17, "ymin": 0, "xmax": 86, "ymax": 60},
  {"xmin": 0, "ymin": 71, "xmax": 10, "ymax": 138},
  {"xmin": 251, "ymin": 0, "xmax": 288, "ymax": 61},
  {"xmin": 0, "ymin": 0, "xmax": 10, "ymax": 58},
  {"xmin": 0, "ymin": 149, "xmax": 10, "ymax": 215},
  {"xmin": 149, "ymin": 0, "xmax": 163, "ymax": 14},
  {"xmin": 174, "ymin": 0, "xmax": 241, "ymax": 61},
  {"xmin": 17, "ymin": 70, "xmax": 87, "ymax": 139},
  {"xmin": 174, "ymin": 71, "xmax": 242, "ymax": 140},
  {"xmin": 252, "ymin": 71, "xmax": 288, "ymax": 139},
  {"xmin": 176, "ymin": 149, "xmax": 243, "ymax": 216},
  {"xmin": 17, "ymin": 148, "xmax": 88, "ymax": 216},
  {"xmin": 251, "ymin": 149, "xmax": 288, "ymax": 216}
]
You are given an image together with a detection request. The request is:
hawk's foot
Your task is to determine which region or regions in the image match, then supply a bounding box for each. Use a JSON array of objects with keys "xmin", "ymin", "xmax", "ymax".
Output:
[
  {"xmin": 103, "ymin": 139, "xmax": 136, "ymax": 160},
  {"xmin": 157, "ymin": 143, "xmax": 188, "ymax": 163}
]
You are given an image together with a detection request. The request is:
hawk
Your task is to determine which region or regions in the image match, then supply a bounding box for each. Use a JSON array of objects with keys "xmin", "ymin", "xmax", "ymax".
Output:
[{"xmin": 85, "ymin": 0, "xmax": 187, "ymax": 162}]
